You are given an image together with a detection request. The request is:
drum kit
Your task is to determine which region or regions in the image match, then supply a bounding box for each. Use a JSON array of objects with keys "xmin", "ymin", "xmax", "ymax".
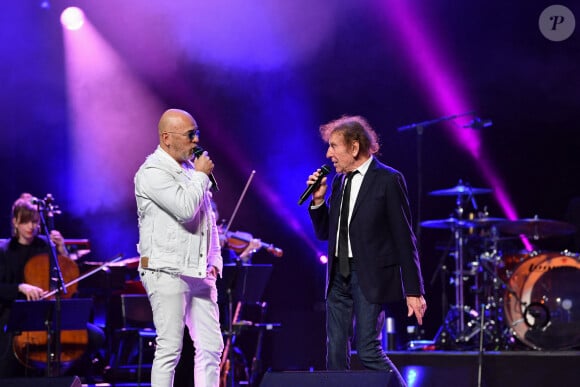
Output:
[{"xmin": 421, "ymin": 180, "xmax": 580, "ymax": 351}]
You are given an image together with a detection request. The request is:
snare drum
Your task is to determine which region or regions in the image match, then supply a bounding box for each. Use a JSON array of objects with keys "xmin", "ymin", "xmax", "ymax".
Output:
[{"xmin": 504, "ymin": 251, "xmax": 580, "ymax": 349}]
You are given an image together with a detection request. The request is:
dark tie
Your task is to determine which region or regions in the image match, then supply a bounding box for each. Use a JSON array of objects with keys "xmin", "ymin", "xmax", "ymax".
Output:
[{"xmin": 338, "ymin": 171, "xmax": 356, "ymax": 278}]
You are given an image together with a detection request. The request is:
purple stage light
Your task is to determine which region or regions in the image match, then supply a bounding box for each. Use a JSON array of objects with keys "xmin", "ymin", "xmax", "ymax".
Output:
[
  {"xmin": 61, "ymin": 7, "xmax": 85, "ymax": 31},
  {"xmin": 375, "ymin": 0, "xmax": 524, "ymax": 243}
]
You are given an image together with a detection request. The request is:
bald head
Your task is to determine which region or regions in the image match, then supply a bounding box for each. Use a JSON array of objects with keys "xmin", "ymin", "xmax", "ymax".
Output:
[
  {"xmin": 157, "ymin": 108, "xmax": 199, "ymax": 162},
  {"xmin": 158, "ymin": 109, "xmax": 196, "ymax": 137}
]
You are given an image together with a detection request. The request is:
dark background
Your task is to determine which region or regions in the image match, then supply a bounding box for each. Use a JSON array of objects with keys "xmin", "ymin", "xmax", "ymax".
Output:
[{"xmin": 1, "ymin": 0, "xmax": 579, "ymax": 372}]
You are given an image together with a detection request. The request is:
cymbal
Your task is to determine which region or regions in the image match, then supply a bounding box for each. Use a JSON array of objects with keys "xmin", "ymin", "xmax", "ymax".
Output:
[
  {"xmin": 467, "ymin": 217, "xmax": 508, "ymax": 227},
  {"xmin": 429, "ymin": 182, "xmax": 492, "ymax": 196},
  {"xmin": 421, "ymin": 217, "xmax": 508, "ymax": 230},
  {"xmin": 497, "ymin": 218, "xmax": 577, "ymax": 239},
  {"xmin": 420, "ymin": 217, "xmax": 473, "ymax": 229}
]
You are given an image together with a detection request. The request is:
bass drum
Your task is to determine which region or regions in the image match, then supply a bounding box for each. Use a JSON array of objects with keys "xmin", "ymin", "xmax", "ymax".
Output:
[{"xmin": 504, "ymin": 251, "xmax": 580, "ymax": 349}]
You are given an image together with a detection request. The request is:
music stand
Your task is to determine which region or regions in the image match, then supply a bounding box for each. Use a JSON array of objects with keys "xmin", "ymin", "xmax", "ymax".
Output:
[
  {"xmin": 218, "ymin": 263, "xmax": 273, "ymax": 387},
  {"xmin": 7, "ymin": 299, "xmax": 93, "ymax": 332},
  {"xmin": 218, "ymin": 263, "xmax": 273, "ymax": 305}
]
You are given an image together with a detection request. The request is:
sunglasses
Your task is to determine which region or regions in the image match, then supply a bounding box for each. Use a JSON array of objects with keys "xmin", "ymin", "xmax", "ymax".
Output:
[{"xmin": 165, "ymin": 129, "xmax": 200, "ymax": 141}]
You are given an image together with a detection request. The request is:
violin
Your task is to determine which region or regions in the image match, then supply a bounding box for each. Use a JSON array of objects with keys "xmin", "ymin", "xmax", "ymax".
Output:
[
  {"xmin": 222, "ymin": 229, "xmax": 283, "ymax": 258},
  {"xmin": 217, "ymin": 170, "xmax": 283, "ymax": 258}
]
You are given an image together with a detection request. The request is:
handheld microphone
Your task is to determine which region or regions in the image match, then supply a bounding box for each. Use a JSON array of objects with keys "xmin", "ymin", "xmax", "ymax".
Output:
[
  {"xmin": 30, "ymin": 197, "xmax": 45, "ymax": 206},
  {"xmin": 298, "ymin": 164, "xmax": 331, "ymax": 205},
  {"xmin": 193, "ymin": 146, "xmax": 219, "ymax": 192}
]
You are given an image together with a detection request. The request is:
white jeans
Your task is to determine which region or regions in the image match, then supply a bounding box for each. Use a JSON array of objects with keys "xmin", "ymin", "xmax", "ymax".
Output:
[{"xmin": 140, "ymin": 270, "xmax": 224, "ymax": 387}]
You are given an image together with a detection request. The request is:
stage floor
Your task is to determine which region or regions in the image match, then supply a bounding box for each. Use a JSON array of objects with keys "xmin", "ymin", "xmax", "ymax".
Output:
[
  {"xmin": 385, "ymin": 350, "xmax": 580, "ymax": 387},
  {"xmin": 73, "ymin": 350, "xmax": 580, "ymax": 387}
]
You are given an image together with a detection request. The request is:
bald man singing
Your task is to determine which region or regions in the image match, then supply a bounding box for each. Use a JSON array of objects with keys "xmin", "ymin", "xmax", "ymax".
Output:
[{"xmin": 134, "ymin": 109, "xmax": 223, "ymax": 386}]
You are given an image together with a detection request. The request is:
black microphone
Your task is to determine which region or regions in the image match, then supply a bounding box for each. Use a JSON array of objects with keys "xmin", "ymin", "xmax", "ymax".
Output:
[
  {"xmin": 193, "ymin": 146, "xmax": 219, "ymax": 192},
  {"xmin": 462, "ymin": 117, "xmax": 493, "ymax": 130},
  {"xmin": 30, "ymin": 197, "xmax": 45, "ymax": 206},
  {"xmin": 298, "ymin": 164, "xmax": 331, "ymax": 205}
]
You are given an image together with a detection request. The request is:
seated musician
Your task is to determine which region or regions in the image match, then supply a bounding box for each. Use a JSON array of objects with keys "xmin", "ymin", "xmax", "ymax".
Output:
[{"xmin": 0, "ymin": 193, "xmax": 105, "ymax": 380}]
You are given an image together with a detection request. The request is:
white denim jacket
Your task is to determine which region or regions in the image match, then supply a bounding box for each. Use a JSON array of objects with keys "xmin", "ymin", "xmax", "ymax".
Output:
[{"xmin": 134, "ymin": 146, "xmax": 223, "ymax": 278}]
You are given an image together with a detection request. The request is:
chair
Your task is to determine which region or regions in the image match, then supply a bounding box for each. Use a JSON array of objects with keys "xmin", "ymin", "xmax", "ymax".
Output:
[{"xmin": 108, "ymin": 294, "xmax": 156, "ymax": 385}]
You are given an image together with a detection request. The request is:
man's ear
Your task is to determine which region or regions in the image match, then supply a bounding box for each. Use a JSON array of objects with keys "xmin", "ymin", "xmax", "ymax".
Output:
[
  {"xmin": 161, "ymin": 132, "xmax": 170, "ymax": 147},
  {"xmin": 351, "ymin": 140, "xmax": 360, "ymax": 158}
]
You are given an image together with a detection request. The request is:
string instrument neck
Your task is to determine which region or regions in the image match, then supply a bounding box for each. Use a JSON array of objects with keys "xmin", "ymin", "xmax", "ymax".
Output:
[{"xmin": 225, "ymin": 231, "xmax": 283, "ymax": 257}]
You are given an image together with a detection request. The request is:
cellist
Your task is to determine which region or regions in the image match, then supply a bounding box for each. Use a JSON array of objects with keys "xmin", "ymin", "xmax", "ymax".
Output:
[{"xmin": 0, "ymin": 193, "xmax": 104, "ymax": 380}]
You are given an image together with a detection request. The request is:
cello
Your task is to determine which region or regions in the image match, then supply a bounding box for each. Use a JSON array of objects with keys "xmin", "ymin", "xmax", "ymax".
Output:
[
  {"xmin": 10, "ymin": 194, "xmax": 119, "ymax": 375},
  {"xmin": 12, "ymin": 255, "xmax": 88, "ymax": 373},
  {"xmin": 12, "ymin": 252, "xmax": 123, "ymax": 374}
]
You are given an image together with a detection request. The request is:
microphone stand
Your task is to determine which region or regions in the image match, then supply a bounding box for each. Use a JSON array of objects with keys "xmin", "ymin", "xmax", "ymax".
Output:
[
  {"xmin": 477, "ymin": 303, "xmax": 485, "ymax": 387},
  {"xmin": 397, "ymin": 111, "xmax": 474, "ymax": 247},
  {"xmin": 37, "ymin": 203, "xmax": 67, "ymax": 377}
]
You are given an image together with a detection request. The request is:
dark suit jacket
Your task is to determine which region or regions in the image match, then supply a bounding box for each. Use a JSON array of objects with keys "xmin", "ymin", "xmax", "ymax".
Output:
[{"xmin": 309, "ymin": 158, "xmax": 424, "ymax": 304}]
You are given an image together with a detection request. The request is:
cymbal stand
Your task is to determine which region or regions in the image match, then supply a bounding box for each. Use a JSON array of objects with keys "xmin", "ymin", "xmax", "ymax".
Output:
[
  {"xmin": 476, "ymin": 303, "xmax": 485, "ymax": 387},
  {"xmin": 481, "ymin": 227, "xmax": 514, "ymax": 349},
  {"xmin": 462, "ymin": 226, "xmax": 510, "ymax": 349},
  {"xmin": 447, "ymin": 190, "xmax": 487, "ymax": 343},
  {"xmin": 452, "ymin": 226, "xmax": 466, "ymax": 334},
  {"xmin": 472, "ymin": 224, "xmax": 499, "ymax": 313},
  {"xmin": 451, "ymin": 192, "xmax": 469, "ymax": 335},
  {"xmin": 431, "ymin": 189, "xmax": 476, "ymax": 348}
]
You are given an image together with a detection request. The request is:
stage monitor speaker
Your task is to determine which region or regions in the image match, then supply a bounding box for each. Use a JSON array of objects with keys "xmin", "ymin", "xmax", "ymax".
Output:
[
  {"xmin": 260, "ymin": 370, "xmax": 398, "ymax": 387},
  {"xmin": 0, "ymin": 376, "xmax": 82, "ymax": 387}
]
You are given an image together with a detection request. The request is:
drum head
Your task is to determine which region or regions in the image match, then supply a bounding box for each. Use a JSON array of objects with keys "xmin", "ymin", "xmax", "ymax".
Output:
[
  {"xmin": 498, "ymin": 250, "xmax": 532, "ymax": 282},
  {"xmin": 504, "ymin": 252, "xmax": 580, "ymax": 349}
]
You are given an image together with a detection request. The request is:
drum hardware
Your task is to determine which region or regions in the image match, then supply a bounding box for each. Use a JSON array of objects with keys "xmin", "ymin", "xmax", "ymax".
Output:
[
  {"xmin": 422, "ymin": 180, "xmax": 494, "ymax": 341},
  {"xmin": 419, "ymin": 218, "xmax": 468, "ymax": 334},
  {"xmin": 523, "ymin": 302, "xmax": 550, "ymax": 330},
  {"xmin": 476, "ymin": 303, "xmax": 484, "ymax": 387},
  {"xmin": 397, "ymin": 112, "xmax": 476, "ymax": 246},
  {"xmin": 420, "ymin": 217, "xmax": 475, "ymax": 229},
  {"xmin": 466, "ymin": 223, "xmax": 530, "ymax": 350},
  {"xmin": 428, "ymin": 180, "xmax": 493, "ymax": 197},
  {"xmin": 456, "ymin": 305, "xmax": 498, "ymax": 345},
  {"xmin": 423, "ymin": 182, "xmax": 580, "ymax": 351},
  {"xmin": 433, "ymin": 305, "xmax": 473, "ymax": 349},
  {"xmin": 466, "ymin": 253, "xmax": 513, "ymax": 350},
  {"xmin": 422, "ymin": 197, "xmax": 525, "ymax": 349},
  {"xmin": 496, "ymin": 215, "xmax": 577, "ymax": 240},
  {"xmin": 466, "ymin": 260, "xmax": 481, "ymax": 276},
  {"xmin": 433, "ymin": 303, "xmax": 503, "ymax": 350}
]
